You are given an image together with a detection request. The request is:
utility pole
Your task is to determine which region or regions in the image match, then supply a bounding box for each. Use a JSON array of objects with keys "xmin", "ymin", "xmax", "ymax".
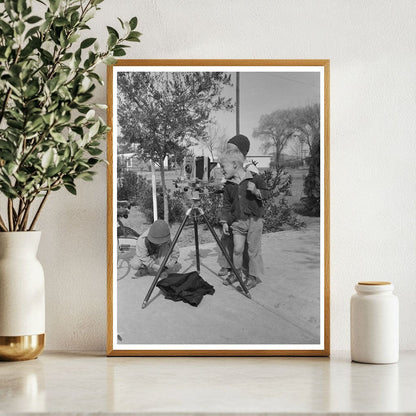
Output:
[
  {"xmin": 236, "ymin": 72, "xmax": 240, "ymax": 135},
  {"xmin": 150, "ymin": 160, "xmax": 157, "ymax": 221}
]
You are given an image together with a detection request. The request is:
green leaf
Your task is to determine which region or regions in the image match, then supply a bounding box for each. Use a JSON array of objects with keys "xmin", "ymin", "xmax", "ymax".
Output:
[
  {"xmin": 87, "ymin": 147, "xmax": 102, "ymax": 156},
  {"xmin": 7, "ymin": 119, "xmax": 24, "ymax": 129},
  {"xmin": 45, "ymin": 165, "xmax": 62, "ymax": 177},
  {"xmin": 103, "ymin": 56, "xmax": 117, "ymax": 65},
  {"xmin": 48, "ymin": 76, "xmax": 60, "ymax": 92},
  {"xmin": 76, "ymin": 93, "xmax": 93, "ymax": 103},
  {"xmin": 17, "ymin": 0, "xmax": 26, "ymax": 14},
  {"xmin": 59, "ymin": 29, "xmax": 67, "ymax": 47},
  {"xmin": 127, "ymin": 30, "xmax": 141, "ymax": 41},
  {"xmin": 70, "ymin": 11, "xmax": 80, "ymax": 26},
  {"xmin": 83, "ymin": 9, "xmax": 95, "ymax": 23},
  {"xmin": 16, "ymin": 21, "xmax": 25, "ymax": 35},
  {"xmin": 73, "ymin": 148, "xmax": 83, "ymax": 160},
  {"xmin": 77, "ymin": 171, "xmax": 94, "ymax": 181},
  {"xmin": 4, "ymin": 1, "xmax": 16, "ymax": 19},
  {"xmin": 61, "ymin": 52, "xmax": 72, "ymax": 61},
  {"xmin": 63, "ymin": 146, "xmax": 70, "ymax": 160},
  {"xmin": 107, "ymin": 33, "xmax": 117, "ymax": 49},
  {"xmin": 40, "ymin": 49, "xmax": 53, "ymax": 64},
  {"xmin": 88, "ymin": 120, "xmax": 100, "ymax": 138},
  {"xmin": 5, "ymin": 162, "xmax": 18, "ymax": 176},
  {"xmin": 106, "ymin": 26, "xmax": 119, "ymax": 39},
  {"xmin": 14, "ymin": 171, "xmax": 28, "ymax": 183},
  {"xmin": 25, "ymin": 25, "xmax": 40, "ymax": 39},
  {"xmin": 50, "ymin": 131, "xmax": 67, "ymax": 143},
  {"xmin": 54, "ymin": 17, "xmax": 69, "ymax": 27},
  {"xmin": 116, "ymin": 17, "xmax": 125, "ymax": 29},
  {"xmin": 0, "ymin": 140, "xmax": 14, "ymax": 152},
  {"xmin": 64, "ymin": 183, "xmax": 77, "ymax": 195},
  {"xmin": 85, "ymin": 109, "xmax": 95, "ymax": 120},
  {"xmin": 68, "ymin": 33, "xmax": 80, "ymax": 44},
  {"xmin": 26, "ymin": 15, "xmax": 42, "ymax": 24},
  {"xmin": 22, "ymin": 5, "xmax": 32, "ymax": 17},
  {"xmin": 42, "ymin": 112, "xmax": 54, "ymax": 125},
  {"xmin": 49, "ymin": 0, "xmax": 60, "ymax": 13},
  {"xmin": 0, "ymin": 183, "xmax": 18, "ymax": 198},
  {"xmin": 24, "ymin": 83, "xmax": 39, "ymax": 98},
  {"xmin": 126, "ymin": 32, "xmax": 141, "ymax": 42},
  {"xmin": 87, "ymin": 158, "xmax": 100, "ymax": 166},
  {"xmin": 80, "ymin": 37, "xmax": 96, "ymax": 49},
  {"xmin": 0, "ymin": 20, "xmax": 13, "ymax": 35},
  {"xmin": 25, "ymin": 117, "xmax": 44, "ymax": 133},
  {"xmin": 41, "ymin": 148, "xmax": 54, "ymax": 169},
  {"xmin": 113, "ymin": 47, "xmax": 126, "ymax": 57},
  {"xmin": 129, "ymin": 16, "xmax": 138, "ymax": 30}
]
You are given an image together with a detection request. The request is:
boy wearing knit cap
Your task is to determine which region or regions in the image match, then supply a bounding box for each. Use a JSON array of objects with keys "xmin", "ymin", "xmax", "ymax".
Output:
[
  {"xmin": 218, "ymin": 134, "xmax": 258, "ymax": 278},
  {"xmin": 227, "ymin": 134, "xmax": 259, "ymax": 175},
  {"xmin": 227, "ymin": 134, "xmax": 250, "ymax": 157},
  {"xmin": 130, "ymin": 220, "xmax": 180, "ymax": 278},
  {"xmin": 219, "ymin": 145, "xmax": 270, "ymax": 290},
  {"xmin": 217, "ymin": 135, "xmax": 250, "ymax": 277}
]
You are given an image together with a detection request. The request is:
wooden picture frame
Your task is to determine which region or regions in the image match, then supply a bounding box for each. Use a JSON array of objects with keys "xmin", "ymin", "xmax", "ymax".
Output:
[{"xmin": 107, "ymin": 60, "xmax": 330, "ymax": 356}]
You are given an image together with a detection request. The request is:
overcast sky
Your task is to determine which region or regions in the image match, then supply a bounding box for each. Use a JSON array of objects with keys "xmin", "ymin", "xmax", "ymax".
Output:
[{"xmin": 213, "ymin": 71, "xmax": 321, "ymax": 156}]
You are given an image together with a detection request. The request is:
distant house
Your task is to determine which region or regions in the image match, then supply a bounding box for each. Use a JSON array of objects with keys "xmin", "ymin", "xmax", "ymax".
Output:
[
  {"xmin": 117, "ymin": 153, "xmax": 147, "ymax": 173},
  {"xmin": 118, "ymin": 153, "xmax": 171, "ymax": 178}
]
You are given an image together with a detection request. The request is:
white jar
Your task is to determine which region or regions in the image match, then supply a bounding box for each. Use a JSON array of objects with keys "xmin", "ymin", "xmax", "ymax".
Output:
[{"xmin": 350, "ymin": 281, "xmax": 399, "ymax": 364}]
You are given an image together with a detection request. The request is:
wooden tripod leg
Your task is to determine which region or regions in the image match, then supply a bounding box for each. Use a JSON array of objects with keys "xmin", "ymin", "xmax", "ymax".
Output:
[
  {"xmin": 141, "ymin": 213, "xmax": 189, "ymax": 309},
  {"xmin": 202, "ymin": 214, "xmax": 251, "ymax": 299}
]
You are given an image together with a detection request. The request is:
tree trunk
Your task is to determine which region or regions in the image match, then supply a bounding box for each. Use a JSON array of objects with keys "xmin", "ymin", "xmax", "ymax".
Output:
[
  {"xmin": 159, "ymin": 158, "xmax": 169, "ymax": 223},
  {"xmin": 274, "ymin": 148, "xmax": 281, "ymax": 170}
]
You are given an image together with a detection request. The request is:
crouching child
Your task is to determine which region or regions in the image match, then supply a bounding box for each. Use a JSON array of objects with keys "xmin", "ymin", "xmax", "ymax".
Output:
[{"xmin": 130, "ymin": 220, "xmax": 180, "ymax": 278}]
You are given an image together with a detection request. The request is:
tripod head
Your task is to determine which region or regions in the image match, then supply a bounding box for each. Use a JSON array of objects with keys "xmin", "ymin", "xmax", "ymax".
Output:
[{"xmin": 186, "ymin": 189, "xmax": 204, "ymax": 217}]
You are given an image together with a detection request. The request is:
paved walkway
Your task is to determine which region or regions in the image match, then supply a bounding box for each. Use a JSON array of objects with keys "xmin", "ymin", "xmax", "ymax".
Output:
[{"xmin": 117, "ymin": 221, "xmax": 321, "ymax": 346}]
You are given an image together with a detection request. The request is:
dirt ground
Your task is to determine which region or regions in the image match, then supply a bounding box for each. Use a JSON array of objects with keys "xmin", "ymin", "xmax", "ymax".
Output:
[{"xmin": 116, "ymin": 214, "xmax": 321, "ymax": 347}]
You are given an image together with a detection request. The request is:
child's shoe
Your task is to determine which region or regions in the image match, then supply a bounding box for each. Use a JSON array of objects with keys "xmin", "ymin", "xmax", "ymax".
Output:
[
  {"xmin": 132, "ymin": 266, "xmax": 148, "ymax": 279},
  {"xmin": 222, "ymin": 272, "xmax": 239, "ymax": 286},
  {"xmin": 217, "ymin": 267, "xmax": 231, "ymax": 277},
  {"xmin": 243, "ymin": 275, "xmax": 262, "ymax": 290}
]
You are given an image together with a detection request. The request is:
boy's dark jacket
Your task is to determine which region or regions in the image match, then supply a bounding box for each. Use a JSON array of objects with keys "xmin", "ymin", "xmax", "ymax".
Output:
[{"xmin": 220, "ymin": 170, "xmax": 271, "ymax": 225}]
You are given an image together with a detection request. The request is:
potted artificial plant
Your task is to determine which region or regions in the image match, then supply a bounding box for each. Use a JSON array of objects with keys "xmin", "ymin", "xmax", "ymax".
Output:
[{"xmin": 0, "ymin": 0, "xmax": 140, "ymax": 360}]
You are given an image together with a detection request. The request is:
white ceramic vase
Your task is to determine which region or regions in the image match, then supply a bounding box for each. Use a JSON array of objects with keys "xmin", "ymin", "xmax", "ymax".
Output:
[{"xmin": 0, "ymin": 231, "xmax": 45, "ymax": 361}]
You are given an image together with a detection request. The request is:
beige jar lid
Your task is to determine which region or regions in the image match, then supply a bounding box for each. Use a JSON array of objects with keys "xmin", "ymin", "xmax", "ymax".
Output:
[{"xmin": 358, "ymin": 281, "xmax": 391, "ymax": 285}]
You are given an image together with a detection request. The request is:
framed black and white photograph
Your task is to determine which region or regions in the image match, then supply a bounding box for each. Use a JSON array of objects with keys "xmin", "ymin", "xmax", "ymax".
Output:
[{"xmin": 107, "ymin": 60, "xmax": 330, "ymax": 356}]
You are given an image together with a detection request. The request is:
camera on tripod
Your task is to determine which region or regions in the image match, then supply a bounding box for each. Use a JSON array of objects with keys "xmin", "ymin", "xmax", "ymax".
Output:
[
  {"xmin": 175, "ymin": 155, "xmax": 218, "ymax": 197},
  {"xmin": 183, "ymin": 155, "xmax": 217, "ymax": 183}
]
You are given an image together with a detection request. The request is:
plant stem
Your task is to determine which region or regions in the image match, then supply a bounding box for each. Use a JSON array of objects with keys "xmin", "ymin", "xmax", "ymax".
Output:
[
  {"xmin": 14, "ymin": 199, "xmax": 23, "ymax": 230},
  {"xmin": 0, "ymin": 214, "xmax": 8, "ymax": 232},
  {"xmin": 20, "ymin": 200, "xmax": 33, "ymax": 231},
  {"xmin": 15, "ymin": 199, "xmax": 28, "ymax": 231},
  {"xmin": 7, "ymin": 199, "xmax": 14, "ymax": 231},
  {"xmin": 29, "ymin": 189, "xmax": 50, "ymax": 231}
]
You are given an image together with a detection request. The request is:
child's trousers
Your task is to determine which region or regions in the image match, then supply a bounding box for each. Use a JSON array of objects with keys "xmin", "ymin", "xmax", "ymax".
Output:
[
  {"xmin": 217, "ymin": 231, "xmax": 249, "ymax": 273},
  {"xmin": 231, "ymin": 217, "xmax": 264, "ymax": 279}
]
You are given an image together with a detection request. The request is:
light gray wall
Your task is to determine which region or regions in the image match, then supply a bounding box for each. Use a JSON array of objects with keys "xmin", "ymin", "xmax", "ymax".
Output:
[{"xmin": 36, "ymin": 0, "xmax": 416, "ymax": 351}]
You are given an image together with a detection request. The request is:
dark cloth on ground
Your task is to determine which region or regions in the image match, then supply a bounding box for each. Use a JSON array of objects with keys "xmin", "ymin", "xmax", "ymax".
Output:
[{"xmin": 156, "ymin": 271, "xmax": 215, "ymax": 307}]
